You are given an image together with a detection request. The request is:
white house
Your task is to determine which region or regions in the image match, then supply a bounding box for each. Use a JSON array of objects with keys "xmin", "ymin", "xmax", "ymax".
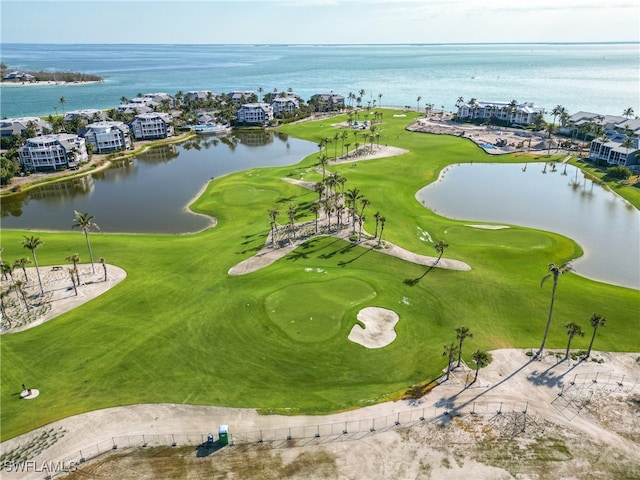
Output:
[
  {"xmin": 143, "ymin": 92, "xmax": 175, "ymax": 108},
  {"xmin": 117, "ymin": 103, "xmax": 154, "ymax": 115},
  {"xmin": 129, "ymin": 112, "xmax": 173, "ymax": 140},
  {"xmin": 228, "ymin": 91, "xmax": 257, "ymax": 105},
  {"xmin": 19, "ymin": 134, "xmax": 89, "ymax": 172},
  {"xmin": 185, "ymin": 91, "xmax": 214, "ymax": 102},
  {"xmin": 589, "ymin": 132, "xmax": 639, "ymax": 168},
  {"xmin": 64, "ymin": 109, "xmax": 108, "ymax": 123},
  {"xmin": 236, "ymin": 103, "xmax": 274, "ymax": 125},
  {"xmin": 310, "ymin": 93, "xmax": 345, "ymax": 111},
  {"xmin": 456, "ymin": 101, "xmax": 545, "ymax": 125},
  {"xmin": 0, "ymin": 117, "xmax": 51, "ymax": 138},
  {"xmin": 80, "ymin": 121, "xmax": 131, "ymax": 154},
  {"xmin": 271, "ymin": 97, "xmax": 299, "ymax": 117}
]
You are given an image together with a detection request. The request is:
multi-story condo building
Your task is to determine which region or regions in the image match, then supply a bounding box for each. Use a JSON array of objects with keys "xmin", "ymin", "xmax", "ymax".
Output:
[
  {"xmin": 309, "ymin": 93, "xmax": 345, "ymax": 111},
  {"xmin": 589, "ymin": 133, "xmax": 639, "ymax": 167},
  {"xmin": 271, "ymin": 97, "xmax": 299, "ymax": 117},
  {"xmin": 228, "ymin": 91, "xmax": 257, "ymax": 105},
  {"xmin": 236, "ymin": 103, "xmax": 274, "ymax": 125},
  {"xmin": 129, "ymin": 113, "xmax": 173, "ymax": 140},
  {"xmin": 18, "ymin": 134, "xmax": 89, "ymax": 172},
  {"xmin": 63, "ymin": 109, "xmax": 107, "ymax": 123},
  {"xmin": 456, "ymin": 101, "xmax": 545, "ymax": 125},
  {"xmin": 0, "ymin": 117, "xmax": 51, "ymax": 138},
  {"xmin": 80, "ymin": 121, "xmax": 131, "ymax": 154}
]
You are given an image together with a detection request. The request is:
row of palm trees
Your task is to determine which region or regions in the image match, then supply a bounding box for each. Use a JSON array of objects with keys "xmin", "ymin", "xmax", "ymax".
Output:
[
  {"xmin": 442, "ymin": 326, "xmax": 490, "ymax": 385},
  {"xmin": 0, "ymin": 211, "xmax": 102, "ymax": 326},
  {"xmin": 538, "ymin": 263, "xmax": 607, "ymax": 360}
]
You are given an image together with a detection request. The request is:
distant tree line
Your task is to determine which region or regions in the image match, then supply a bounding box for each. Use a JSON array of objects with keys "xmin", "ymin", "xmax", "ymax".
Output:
[{"xmin": 1, "ymin": 63, "xmax": 103, "ymax": 83}]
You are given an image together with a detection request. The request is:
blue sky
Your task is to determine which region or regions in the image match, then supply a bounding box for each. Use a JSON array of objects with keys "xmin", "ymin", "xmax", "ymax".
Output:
[{"xmin": 2, "ymin": 0, "xmax": 639, "ymax": 44}]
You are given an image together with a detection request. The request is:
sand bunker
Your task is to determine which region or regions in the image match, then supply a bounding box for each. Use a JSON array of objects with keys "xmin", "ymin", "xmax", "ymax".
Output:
[
  {"xmin": 466, "ymin": 224, "xmax": 510, "ymax": 230},
  {"xmin": 348, "ymin": 307, "xmax": 400, "ymax": 349}
]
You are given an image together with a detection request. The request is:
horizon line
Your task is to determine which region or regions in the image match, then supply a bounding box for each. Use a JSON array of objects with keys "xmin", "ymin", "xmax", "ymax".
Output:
[{"xmin": 2, "ymin": 41, "xmax": 639, "ymax": 47}]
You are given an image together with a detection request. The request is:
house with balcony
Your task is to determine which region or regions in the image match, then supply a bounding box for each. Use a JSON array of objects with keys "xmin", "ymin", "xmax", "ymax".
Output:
[
  {"xmin": 271, "ymin": 97, "xmax": 299, "ymax": 117},
  {"xmin": 0, "ymin": 117, "xmax": 51, "ymax": 138},
  {"xmin": 456, "ymin": 100, "xmax": 544, "ymax": 125},
  {"xmin": 129, "ymin": 113, "xmax": 173, "ymax": 140},
  {"xmin": 80, "ymin": 121, "xmax": 131, "ymax": 154},
  {"xmin": 309, "ymin": 93, "xmax": 345, "ymax": 112},
  {"xmin": 236, "ymin": 103, "xmax": 274, "ymax": 125},
  {"xmin": 64, "ymin": 109, "xmax": 107, "ymax": 123},
  {"xmin": 18, "ymin": 134, "xmax": 89, "ymax": 172},
  {"xmin": 589, "ymin": 132, "xmax": 639, "ymax": 168},
  {"xmin": 228, "ymin": 91, "xmax": 257, "ymax": 105}
]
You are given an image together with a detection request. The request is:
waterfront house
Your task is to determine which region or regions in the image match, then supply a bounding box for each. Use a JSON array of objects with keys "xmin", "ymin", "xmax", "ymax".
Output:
[
  {"xmin": 236, "ymin": 103, "xmax": 274, "ymax": 125},
  {"xmin": 129, "ymin": 112, "xmax": 173, "ymax": 140},
  {"xmin": 79, "ymin": 121, "xmax": 131, "ymax": 154},
  {"xmin": 117, "ymin": 103, "xmax": 153, "ymax": 115},
  {"xmin": 270, "ymin": 97, "xmax": 299, "ymax": 117},
  {"xmin": 589, "ymin": 132, "xmax": 639, "ymax": 168},
  {"xmin": 3, "ymin": 71, "xmax": 35, "ymax": 82},
  {"xmin": 19, "ymin": 134, "xmax": 89, "ymax": 172},
  {"xmin": 309, "ymin": 93, "xmax": 345, "ymax": 111},
  {"xmin": 143, "ymin": 92, "xmax": 176, "ymax": 109},
  {"xmin": 64, "ymin": 109, "xmax": 107, "ymax": 123},
  {"xmin": 561, "ymin": 112, "xmax": 639, "ymax": 140},
  {"xmin": 456, "ymin": 100, "xmax": 545, "ymax": 125},
  {"xmin": 228, "ymin": 91, "xmax": 257, "ymax": 105},
  {"xmin": 186, "ymin": 91, "xmax": 214, "ymax": 102},
  {"xmin": 0, "ymin": 117, "xmax": 51, "ymax": 138}
]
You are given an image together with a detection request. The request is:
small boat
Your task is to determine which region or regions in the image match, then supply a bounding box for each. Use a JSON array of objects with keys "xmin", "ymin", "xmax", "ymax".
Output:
[{"xmin": 193, "ymin": 123, "xmax": 231, "ymax": 135}]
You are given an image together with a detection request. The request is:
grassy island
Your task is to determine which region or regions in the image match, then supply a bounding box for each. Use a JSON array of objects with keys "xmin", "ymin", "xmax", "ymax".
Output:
[{"xmin": 1, "ymin": 111, "xmax": 638, "ymax": 442}]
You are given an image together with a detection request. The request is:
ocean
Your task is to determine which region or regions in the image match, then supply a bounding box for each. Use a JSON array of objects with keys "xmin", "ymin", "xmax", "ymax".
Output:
[{"xmin": 1, "ymin": 43, "xmax": 638, "ymax": 118}]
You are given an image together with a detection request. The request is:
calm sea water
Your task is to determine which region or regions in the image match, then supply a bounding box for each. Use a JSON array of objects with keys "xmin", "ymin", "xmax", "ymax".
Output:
[{"xmin": 1, "ymin": 43, "xmax": 639, "ymax": 118}]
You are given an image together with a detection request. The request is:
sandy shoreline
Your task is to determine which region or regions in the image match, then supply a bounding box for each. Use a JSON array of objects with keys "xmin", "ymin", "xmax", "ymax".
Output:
[{"xmin": 0, "ymin": 80, "xmax": 103, "ymax": 87}]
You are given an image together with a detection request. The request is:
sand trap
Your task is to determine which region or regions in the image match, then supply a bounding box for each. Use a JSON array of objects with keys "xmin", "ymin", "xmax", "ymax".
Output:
[
  {"xmin": 349, "ymin": 307, "xmax": 399, "ymax": 349},
  {"xmin": 466, "ymin": 224, "xmax": 510, "ymax": 230}
]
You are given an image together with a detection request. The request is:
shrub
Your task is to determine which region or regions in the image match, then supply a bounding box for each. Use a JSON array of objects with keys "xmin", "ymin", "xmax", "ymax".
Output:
[{"xmin": 607, "ymin": 165, "xmax": 632, "ymax": 180}]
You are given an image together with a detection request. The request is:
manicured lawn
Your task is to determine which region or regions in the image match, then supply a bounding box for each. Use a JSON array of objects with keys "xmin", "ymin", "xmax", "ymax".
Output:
[{"xmin": 1, "ymin": 110, "xmax": 638, "ymax": 441}]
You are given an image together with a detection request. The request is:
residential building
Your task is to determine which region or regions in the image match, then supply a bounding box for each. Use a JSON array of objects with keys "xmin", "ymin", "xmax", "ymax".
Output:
[
  {"xmin": 589, "ymin": 132, "xmax": 639, "ymax": 168},
  {"xmin": 117, "ymin": 103, "xmax": 154, "ymax": 115},
  {"xmin": 79, "ymin": 121, "xmax": 131, "ymax": 154},
  {"xmin": 271, "ymin": 97, "xmax": 299, "ymax": 117},
  {"xmin": 64, "ymin": 109, "xmax": 107, "ymax": 123},
  {"xmin": 236, "ymin": 103, "xmax": 274, "ymax": 125},
  {"xmin": 3, "ymin": 71, "xmax": 35, "ymax": 82},
  {"xmin": 129, "ymin": 112, "xmax": 173, "ymax": 140},
  {"xmin": 309, "ymin": 93, "xmax": 345, "ymax": 111},
  {"xmin": 456, "ymin": 101, "xmax": 545, "ymax": 125},
  {"xmin": 228, "ymin": 91, "xmax": 257, "ymax": 105},
  {"xmin": 0, "ymin": 117, "xmax": 51, "ymax": 138},
  {"xmin": 186, "ymin": 91, "xmax": 214, "ymax": 102},
  {"xmin": 561, "ymin": 112, "xmax": 640, "ymax": 140},
  {"xmin": 143, "ymin": 92, "xmax": 175, "ymax": 109},
  {"xmin": 18, "ymin": 134, "xmax": 89, "ymax": 172}
]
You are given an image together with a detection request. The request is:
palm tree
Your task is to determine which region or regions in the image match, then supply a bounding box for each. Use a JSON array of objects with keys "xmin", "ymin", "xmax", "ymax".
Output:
[
  {"xmin": 359, "ymin": 197, "xmax": 370, "ymax": 219},
  {"xmin": 99, "ymin": 257, "xmax": 108, "ymax": 282},
  {"xmin": 340, "ymin": 130, "xmax": 348, "ymax": 157},
  {"xmin": 287, "ymin": 203, "xmax": 297, "ymax": 242},
  {"xmin": 471, "ymin": 350, "xmax": 490, "ymax": 385},
  {"xmin": 13, "ymin": 279, "xmax": 30, "ymax": 312},
  {"xmin": 373, "ymin": 211, "xmax": 381, "ymax": 238},
  {"xmin": 310, "ymin": 202, "xmax": 321, "ymax": 233},
  {"xmin": 66, "ymin": 253, "xmax": 81, "ymax": 286},
  {"xmin": 59, "ymin": 96, "xmax": 66, "ymax": 114},
  {"xmin": 434, "ymin": 240, "xmax": 449, "ymax": 266},
  {"xmin": 68, "ymin": 268, "xmax": 78, "ymax": 296},
  {"xmin": 416, "ymin": 96, "xmax": 422, "ymax": 112},
  {"xmin": 377, "ymin": 216, "xmax": 386, "ymax": 245},
  {"xmin": 72, "ymin": 211, "xmax": 99, "ymax": 274},
  {"xmin": 314, "ymin": 181, "xmax": 325, "ymax": 202},
  {"xmin": 268, "ymin": 208, "xmax": 279, "ymax": 247},
  {"xmin": 257, "ymin": 87, "xmax": 264, "ymax": 102},
  {"xmin": 586, "ymin": 314, "xmax": 606, "ymax": 358},
  {"xmin": 622, "ymin": 107, "xmax": 634, "ymax": 119},
  {"xmin": 21, "ymin": 235, "xmax": 44, "ymax": 295},
  {"xmin": 551, "ymin": 105, "xmax": 565, "ymax": 132},
  {"xmin": 14, "ymin": 257, "xmax": 31, "ymax": 281},
  {"xmin": 317, "ymin": 154, "xmax": 329, "ymax": 182},
  {"xmin": 455, "ymin": 325, "xmax": 473, "ymax": 367},
  {"xmin": 442, "ymin": 342, "xmax": 458, "ymax": 381},
  {"xmin": 345, "ymin": 188, "xmax": 362, "ymax": 233},
  {"xmin": 333, "ymin": 132, "xmax": 340, "ymax": 160},
  {"xmin": 357, "ymin": 214, "xmax": 366, "ymax": 241},
  {"xmin": 564, "ymin": 322, "xmax": 584, "ymax": 359},
  {"xmin": 538, "ymin": 263, "xmax": 572, "ymax": 357},
  {"xmin": 378, "ymin": 93, "xmax": 383, "ymax": 108}
]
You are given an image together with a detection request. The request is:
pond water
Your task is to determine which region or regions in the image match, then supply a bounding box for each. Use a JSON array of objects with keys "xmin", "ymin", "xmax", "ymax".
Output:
[
  {"xmin": 1, "ymin": 132, "xmax": 317, "ymax": 234},
  {"xmin": 417, "ymin": 162, "xmax": 640, "ymax": 290}
]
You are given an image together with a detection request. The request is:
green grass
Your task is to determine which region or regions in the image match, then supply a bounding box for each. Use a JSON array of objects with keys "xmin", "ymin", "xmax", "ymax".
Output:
[{"xmin": 1, "ymin": 109, "xmax": 638, "ymax": 441}]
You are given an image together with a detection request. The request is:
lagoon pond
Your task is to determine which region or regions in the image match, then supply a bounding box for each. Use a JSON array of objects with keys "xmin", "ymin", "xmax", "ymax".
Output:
[
  {"xmin": 1, "ymin": 132, "xmax": 317, "ymax": 234},
  {"xmin": 417, "ymin": 162, "xmax": 640, "ymax": 290}
]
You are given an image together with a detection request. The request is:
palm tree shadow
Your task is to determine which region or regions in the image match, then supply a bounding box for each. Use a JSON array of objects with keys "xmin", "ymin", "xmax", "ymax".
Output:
[
  {"xmin": 337, "ymin": 243, "xmax": 376, "ymax": 267},
  {"xmin": 404, "ymin": 263, "xmax": 437, "ymax": 286},
  {"xmin": 525, "ymin": 357, "xmax": 584, "ymax": 389}
]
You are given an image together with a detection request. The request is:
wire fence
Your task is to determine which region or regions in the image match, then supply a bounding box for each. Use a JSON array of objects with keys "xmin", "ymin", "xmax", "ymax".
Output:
[{"xmin": 13, "ymin": 369, "xmax": 636, "ymax": 479}]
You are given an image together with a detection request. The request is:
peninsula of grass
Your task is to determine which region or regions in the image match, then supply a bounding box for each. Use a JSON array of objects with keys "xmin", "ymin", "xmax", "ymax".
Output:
[{"xmin": 1, "ymin": 110, "xmax": 638, "ymax": 441}]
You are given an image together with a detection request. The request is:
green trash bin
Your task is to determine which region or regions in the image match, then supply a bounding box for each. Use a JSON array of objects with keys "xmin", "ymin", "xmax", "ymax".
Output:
[{"xmin": 218, "ymin": 425, "xmax": 229, "ymax": 446}]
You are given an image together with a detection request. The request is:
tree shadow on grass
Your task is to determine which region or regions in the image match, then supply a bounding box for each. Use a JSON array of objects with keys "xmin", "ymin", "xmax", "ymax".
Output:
[{"xmin": 337, "ymin": 244, "xmax": 376, "ymax": 267}]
